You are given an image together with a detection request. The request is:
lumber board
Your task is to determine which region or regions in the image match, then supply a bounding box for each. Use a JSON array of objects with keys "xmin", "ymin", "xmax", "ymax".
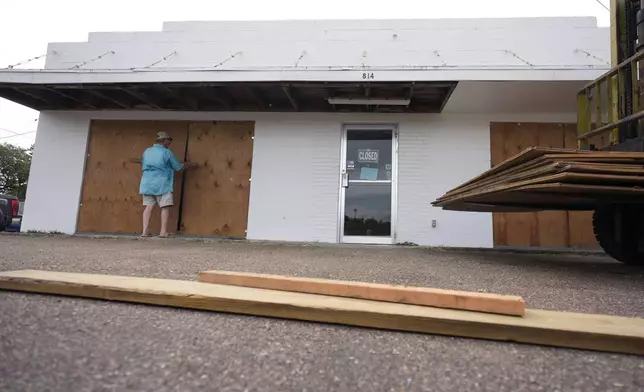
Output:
[
  {"xmin": 434, "ymin": 172, "xmax": 644, "ymax": 208},
  {"xmin": 436, "ymin": 162, "xmax": 566, "ymax": 202},
  {"xmin": 444, "ymin": 148, "xmax": 644, "ymax": 196},
  {"xmin": 447, "ymin": 148, "xmax": 596, "ymax": 194},
  {"xmin": 441, "ymin": 183, "xmax": 644, "ymax": 212},
  {"xmin": 197, "ymin": 270, "xmax": 526, "ymax": 316},
  {"xmin": 441, "ymin": 160, "xmax": 644, "ymax": 201},
  {"xmin": 1, "ymin": 270, "xmax": 644, "ymax": 355},
  {"xmin": 521, "ymin": 182, "xmax": 644, "ymax": 195},
  {"xmin": 564, "ymin": 162, "xmax": 644, "ymax": 175},
  {"xmin": 453, "ymin": 182, "xmax": 644, "ymax": 205},
  {"xmin": 448, "ymin": 147, "xmax": 581, "ymax": 192},
  {"xmin": 441, "ymin": 156, "xmax": 644, "ymax": 201}
]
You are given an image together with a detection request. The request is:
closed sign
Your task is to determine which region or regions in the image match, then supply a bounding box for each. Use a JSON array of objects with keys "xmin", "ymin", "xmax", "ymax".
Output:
[{"xmin": 358, "ymin": 149, "xmax": 379, "ymax": 163}]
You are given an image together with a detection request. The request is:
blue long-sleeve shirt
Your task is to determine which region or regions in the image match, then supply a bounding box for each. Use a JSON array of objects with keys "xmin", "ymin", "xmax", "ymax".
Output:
[{"xmin": 139, "ymin": 144, "xmax": 183, "ymax": 195}]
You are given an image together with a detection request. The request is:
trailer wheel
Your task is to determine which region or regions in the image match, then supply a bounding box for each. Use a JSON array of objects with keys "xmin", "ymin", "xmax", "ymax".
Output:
[{"xmin": 593, "ymin": 204, "xmax": 644, "ymax": 265}]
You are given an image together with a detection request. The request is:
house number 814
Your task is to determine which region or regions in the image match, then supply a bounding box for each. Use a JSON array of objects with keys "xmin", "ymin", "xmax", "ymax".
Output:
[{"xmin": 362, "ymin": 72, "xmax": 375, "ymax": 80}]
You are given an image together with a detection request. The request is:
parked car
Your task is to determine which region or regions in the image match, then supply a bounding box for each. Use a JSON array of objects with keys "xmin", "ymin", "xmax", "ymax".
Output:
[
  {"xmin": 0, "ymin": 194, "xmax": 19, "ymax": 232},
  {"xmin": 6, "ymin": 200, "xmax": 23, "ymax": 232}
]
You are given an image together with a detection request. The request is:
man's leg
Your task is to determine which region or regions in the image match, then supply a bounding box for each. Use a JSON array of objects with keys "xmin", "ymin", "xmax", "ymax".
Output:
[
  {"xmin": 142, "ymin": 196, "xmax": 156, "ymax": 236},
  {"xmin": 159, "ymin": 192, "xmax": 174, "ymax": 237},
  {"xmin": 160, "ymin": 207, "xmax": 171, "ymax": 237}
]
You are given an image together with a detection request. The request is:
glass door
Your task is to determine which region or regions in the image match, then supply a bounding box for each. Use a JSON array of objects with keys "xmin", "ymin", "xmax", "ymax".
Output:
[{"xmin": 339, "ymin": 125, "xmax": 397, "ymax": 244}]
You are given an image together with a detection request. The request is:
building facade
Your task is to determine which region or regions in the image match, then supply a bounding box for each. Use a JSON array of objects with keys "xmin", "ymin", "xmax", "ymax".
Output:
[{"xmin": 0, "ymin": 17, "xmax": 610, "ymax": 248}]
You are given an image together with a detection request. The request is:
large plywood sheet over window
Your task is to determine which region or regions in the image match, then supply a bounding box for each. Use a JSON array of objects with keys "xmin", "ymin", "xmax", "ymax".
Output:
[
  {"xmin": 77, "ymin": 120, "xmax": 255, "ymax": 238},
  {"xmin": 490, "ymin": 122, "xmax": 599, "ymax": 250},
  {"xmin": 77, "ymin": 120, "xmax": 189, "ymax": 234},
  {"xmin": 179, "ymin": 121, "xmax": 254, "ymax": 238}
]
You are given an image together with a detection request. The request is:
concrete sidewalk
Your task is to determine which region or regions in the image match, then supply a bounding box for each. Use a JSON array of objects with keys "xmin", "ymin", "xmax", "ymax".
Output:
[{"xmin": 1, "ymin": 235, "xmax": 643, "ymax": 391}]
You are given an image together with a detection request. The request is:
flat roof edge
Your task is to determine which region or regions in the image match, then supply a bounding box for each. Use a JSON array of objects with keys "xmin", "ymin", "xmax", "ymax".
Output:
[{"xmin": 0, "ymin": 67, "xmax": 609, "ymax": 85}]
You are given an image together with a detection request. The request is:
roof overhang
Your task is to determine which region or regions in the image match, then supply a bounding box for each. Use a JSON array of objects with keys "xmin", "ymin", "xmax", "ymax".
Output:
[
  {"xmin": 0, "ymin": 81, "xmax": 457, "ymax": 113},
  {"xmin": 0, "ymin": 67, "xmax": 608, "ymax": 85}
]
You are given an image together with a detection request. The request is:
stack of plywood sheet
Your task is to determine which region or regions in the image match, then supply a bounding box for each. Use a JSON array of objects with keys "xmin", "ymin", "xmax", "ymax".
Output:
[{"xmin": 432, "ymin": 147, "xmax": 644, "ymax": 212}]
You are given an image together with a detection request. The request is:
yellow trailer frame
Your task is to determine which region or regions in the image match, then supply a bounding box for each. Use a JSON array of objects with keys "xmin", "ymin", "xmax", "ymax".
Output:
[{"xmin": 577, "ymin": 0, "xmax": 643, "ymax": 150}]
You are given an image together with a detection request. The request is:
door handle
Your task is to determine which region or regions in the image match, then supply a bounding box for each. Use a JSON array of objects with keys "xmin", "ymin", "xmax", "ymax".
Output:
[{"xmin": 341, "ymin": 171, "xmax": 349, "ymax": 188}]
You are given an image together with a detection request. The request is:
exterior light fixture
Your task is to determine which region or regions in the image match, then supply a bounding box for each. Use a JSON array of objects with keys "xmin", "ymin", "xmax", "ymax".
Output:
[{"xmin": 327, "ymin": 98, "xmax": 411, "ymax": 105}]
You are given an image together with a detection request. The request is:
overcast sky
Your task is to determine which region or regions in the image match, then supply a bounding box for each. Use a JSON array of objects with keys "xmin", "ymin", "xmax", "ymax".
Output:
[{"xmin": 0, "ymin": 0, "xmax": 610, "ymax": 149}]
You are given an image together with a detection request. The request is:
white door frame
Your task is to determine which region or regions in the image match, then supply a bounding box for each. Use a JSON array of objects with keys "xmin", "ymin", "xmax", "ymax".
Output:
[{"xmin": 338, "ymin": 123, "xmax": 399, "ymax": 245}]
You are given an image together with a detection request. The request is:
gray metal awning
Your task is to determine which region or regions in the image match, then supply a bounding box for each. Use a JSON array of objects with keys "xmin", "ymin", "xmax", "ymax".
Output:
[{"xmin": 0, "ymin": 81, "xmax": 457, "ymax": 113}]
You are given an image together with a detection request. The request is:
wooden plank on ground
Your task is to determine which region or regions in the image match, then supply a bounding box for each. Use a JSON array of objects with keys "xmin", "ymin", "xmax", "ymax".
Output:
[
  {"xmin": 197, "ymin": 270, "xmax": 526, "ymax": 316},
  {"xmin": 1, "ymin": 270, "xmax": 644, "ymax": 355}
]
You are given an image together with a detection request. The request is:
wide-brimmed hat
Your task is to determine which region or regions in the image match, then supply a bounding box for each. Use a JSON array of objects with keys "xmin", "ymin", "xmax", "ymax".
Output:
[{"xmin": 156, "ymin": 131, "xmax": 173, "ymax": 141}]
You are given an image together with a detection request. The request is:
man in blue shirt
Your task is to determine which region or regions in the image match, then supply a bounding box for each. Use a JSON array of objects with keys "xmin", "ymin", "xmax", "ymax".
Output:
[{"xmin": 139, "ymin": 131, "xmax": 196, "ymax": 237}]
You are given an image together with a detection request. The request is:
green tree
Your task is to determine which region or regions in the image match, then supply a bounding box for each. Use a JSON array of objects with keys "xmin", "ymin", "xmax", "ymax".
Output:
[{"xmin": 0, "ymin": 143, "xmax": 32, "ymax": 199}]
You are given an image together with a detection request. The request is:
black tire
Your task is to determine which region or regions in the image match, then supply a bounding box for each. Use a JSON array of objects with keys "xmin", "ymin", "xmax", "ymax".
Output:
[
  {"xmin": 0, "ymin": 210, "xmax": 5, "ymax": 232},
  {"xmin": 593, "ymin": 204, "xmax": 644, "ymax": 265}
]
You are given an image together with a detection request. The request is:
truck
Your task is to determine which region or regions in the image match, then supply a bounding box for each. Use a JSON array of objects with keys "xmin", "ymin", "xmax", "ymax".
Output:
[{"xmin": 0, "ymin": 194, "xmax": 19, "ymax": 232}]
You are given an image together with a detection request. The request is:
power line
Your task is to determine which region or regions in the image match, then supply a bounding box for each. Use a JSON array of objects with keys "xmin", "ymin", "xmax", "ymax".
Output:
[
  {"xmin": 0, "ymin": 130, "xmax": 36, "ymax": 140},
  {"xmin": 594, "ymin": 0, "xmax": 610, "ymax": 12}
]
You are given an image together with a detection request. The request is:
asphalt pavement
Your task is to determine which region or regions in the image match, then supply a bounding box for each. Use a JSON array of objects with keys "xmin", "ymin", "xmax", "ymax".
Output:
[{"xmin": 1, "ymin": 234, "xmax": 643, "ymax": 392}]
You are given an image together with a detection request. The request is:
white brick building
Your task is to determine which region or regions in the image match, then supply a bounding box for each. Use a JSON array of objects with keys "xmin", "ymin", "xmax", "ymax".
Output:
[{"xmin": 0, "ymin": 17, "xmax": 609, "ymax": 248}]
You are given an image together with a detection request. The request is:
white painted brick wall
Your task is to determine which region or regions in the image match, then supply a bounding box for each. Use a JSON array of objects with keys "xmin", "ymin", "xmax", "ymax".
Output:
[
  {"xmin": 396, "ymin": 117, "xmax": 492, "ymax": 247},
  {"xmin": 246, "ymin": 120, "xmax": 341, "ymax": 243},
  {"xmin": 21, "ymin": 111, "xmax": 577, "ymax": 247},
  {"xmin": 42, "ymin": 17, "xmax": 609, "ymax": 71}
]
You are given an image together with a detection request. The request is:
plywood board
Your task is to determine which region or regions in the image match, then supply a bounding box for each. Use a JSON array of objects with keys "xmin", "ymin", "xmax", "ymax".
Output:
[
  {"xmin": 449, "ymin": 145, "xmax": 582, "ymax": 194},
  {"xmin": 438, "ymin": 160, "xmax": 565, "ymax": 201},
  {"xmin": 198, "ymin": 270, "xmax": 526, "ymax": 316},
  {"xmin": 490, "ymin": 122, "xmax": 539, "ymax": 247},
  {"xmin": 448, "ymin": 183, "xmax": 644, "ymax": 209},
  {"xmin": 438, "ymin": 171, "xmax": 644, "ymax": 206},
  {"xmin": 451, "ymin": 142, "xmax": 644, "ymax": 196},
  {"xmin": 481, "ymin": 123, "xmax": 634, "ymax": 249},
  {"xmin": 533, "ymin": 123, "xmax": 569, "ymax": 248},
  {"xmin": 439, "ymin": 172, "xmax": 644, "ymax": 210},
  {"xmin": 522, "ymin": 182, "xmax": 644, "ymax": 195},
  {"xmin": 179, "ymin": 121, "xmax": 254, "ymax": 238},
  {"xmin": 1, "ymin": 270, "xmax": 644, "ymax": 355},
  {"xmin": 563, "ymin": 125, "xmax": 600, "ymax": 249},
  {"xmin": 77, "ymin": 120, "xmax": 189, "ymax": 234},
  {"xmin": 564, "ymin": 162, "xmax": 644, "ymax": 175}
]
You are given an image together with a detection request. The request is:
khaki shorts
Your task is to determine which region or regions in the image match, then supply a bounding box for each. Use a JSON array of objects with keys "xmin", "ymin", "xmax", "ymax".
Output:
[{"xmin": 143, "ymin": 193, "xmax": 173, "ymax": 208}]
